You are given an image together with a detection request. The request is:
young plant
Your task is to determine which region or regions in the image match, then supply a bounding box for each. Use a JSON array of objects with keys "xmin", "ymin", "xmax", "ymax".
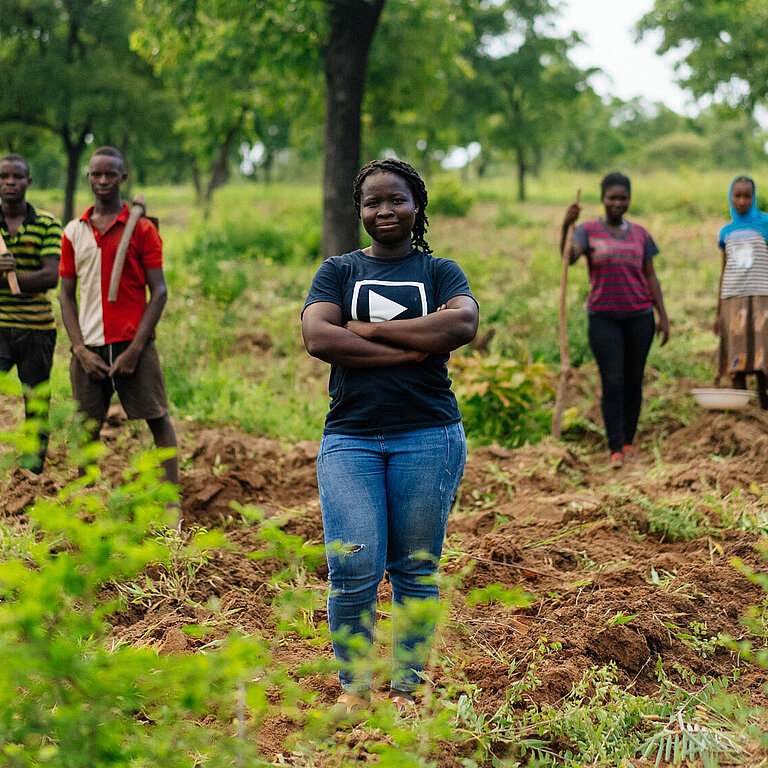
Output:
[{"xmin": 452, "ymin": 351, "xmax": 555, "ymax": 447}]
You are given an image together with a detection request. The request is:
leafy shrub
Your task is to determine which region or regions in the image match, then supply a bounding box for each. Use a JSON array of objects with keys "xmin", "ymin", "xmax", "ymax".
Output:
[
  {"xmin": 640, "ymin": 132, "xmax": 710, "ymax": 169},
  {"xmin": 0, "ymin": 406, "xmax": 309, "ymax": 767},
  {"xmin": 637, "ymin": 494, "xmax": 710, "ymax": 541},
  {"xmin": 428, "ymin": 176, "xmax": 475, "ymax": 217},
  {"xmin": 189, "ymin": 210, "xmax": 320, "ymax": 271},
  {"xmin": 494, "ymin": 203, "xmax": 534, "ymax": 228},
  {"xmin": 452, "ymin": 352, "xmax": 555, "ymax": 446},
  {"xmin": 193, "ymin": 248, "xmax": 249, "ymax": 306}
]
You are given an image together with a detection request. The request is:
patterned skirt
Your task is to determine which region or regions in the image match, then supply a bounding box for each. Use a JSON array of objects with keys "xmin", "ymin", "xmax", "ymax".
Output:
[{"xmin": 718, "ymin": 294, "xmax": 768, "ymax": 377}]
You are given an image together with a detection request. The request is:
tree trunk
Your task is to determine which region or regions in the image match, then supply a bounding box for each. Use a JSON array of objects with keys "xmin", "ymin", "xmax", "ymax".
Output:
[
  {"xmin": 205, "ymin": 108, "xmax": 247, "ymax": 204},
  {"xmin": 516, "ymin": 146, "xmax": 526, "ymax": 202},
  {"xmin": 192, "ymin": 158, "xmax": 203, "ymax": 206},
  {"xmin": 61, "ymin": 126, "xmax": 90, "ymax": 222},
  {"xmin": 121, "ymin": 134, "xmax": 134, "ymax": 197},
  {"xmin": 321, "ymin": 0, "xmax": 386, "ymax": 260}
]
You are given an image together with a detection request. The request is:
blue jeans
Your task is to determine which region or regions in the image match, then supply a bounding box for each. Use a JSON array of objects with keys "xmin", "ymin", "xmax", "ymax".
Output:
[{"xmin": 317, "ymin": 423, "xmax": 466, "ymax": 693}]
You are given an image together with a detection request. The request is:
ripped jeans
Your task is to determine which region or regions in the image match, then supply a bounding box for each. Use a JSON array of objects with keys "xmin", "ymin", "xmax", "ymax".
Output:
[{"xmin": 317, "ymin": 423, "xmax": 466, "ymax": 693}]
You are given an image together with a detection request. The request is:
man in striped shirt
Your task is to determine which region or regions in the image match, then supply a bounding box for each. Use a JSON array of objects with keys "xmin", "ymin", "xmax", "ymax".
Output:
[{"xmin": 0, "ymin": 153, "xmax": 61, "ymax": 472}]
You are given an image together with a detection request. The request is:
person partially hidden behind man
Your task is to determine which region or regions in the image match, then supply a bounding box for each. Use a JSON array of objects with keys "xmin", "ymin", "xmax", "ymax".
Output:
[
  {"xmin": 0, "ymin": 153, "xmax": 62, "ymax": 473},
  {"xmin": 59, "ymin": 146, "xmax": 179, "ymax": 486}
]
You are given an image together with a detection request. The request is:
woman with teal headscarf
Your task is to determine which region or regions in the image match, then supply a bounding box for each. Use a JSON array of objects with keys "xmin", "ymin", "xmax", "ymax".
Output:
[{"xmin": 714, "ymin": 175, "xmax": 768, "ymax": 407}]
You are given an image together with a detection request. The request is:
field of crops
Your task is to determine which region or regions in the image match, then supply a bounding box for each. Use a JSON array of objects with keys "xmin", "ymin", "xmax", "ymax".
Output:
[{"xmin": 2, "ymin": 168, "xmax": 768, "ymax": 767}]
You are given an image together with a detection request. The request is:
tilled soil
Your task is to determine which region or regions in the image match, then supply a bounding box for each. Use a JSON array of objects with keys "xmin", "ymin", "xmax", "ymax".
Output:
[{"xmin": 3, "ymin": 397, "xmax": 768, "ymax": 763}]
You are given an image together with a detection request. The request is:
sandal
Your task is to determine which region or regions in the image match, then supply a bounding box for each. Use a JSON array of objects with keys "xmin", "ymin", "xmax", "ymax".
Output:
[
  {"xmin": 332, "ymin": 691, "xmax": 370, "ymax": 716},
  {"xmin": 388, "ymin": 688, "xmax": 416, "ymax": 714}
]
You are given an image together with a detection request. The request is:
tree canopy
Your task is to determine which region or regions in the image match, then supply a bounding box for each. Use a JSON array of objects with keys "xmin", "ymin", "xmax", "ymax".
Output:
[
  {"xmin": 1, "ymin": 0, "xmax": 766, "ymax": 228},
  {"xmin": 0, "ymin": 0, "xmax": 167, "ymax": 220},
  {"xmin": 638, "ymin": 0, "xmax": 768, "ymax": 110}
]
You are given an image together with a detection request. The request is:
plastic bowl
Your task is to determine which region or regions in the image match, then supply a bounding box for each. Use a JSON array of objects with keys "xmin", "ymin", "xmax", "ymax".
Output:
[{"xmin": 691, "ymin": 387, "xmax": 754, "ymax": 410}]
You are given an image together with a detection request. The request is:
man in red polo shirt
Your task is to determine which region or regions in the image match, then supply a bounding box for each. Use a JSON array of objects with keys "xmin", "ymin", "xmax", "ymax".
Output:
[{"xmin": 59, "ymin": 146, "xmax": 178, "ymax": 486}]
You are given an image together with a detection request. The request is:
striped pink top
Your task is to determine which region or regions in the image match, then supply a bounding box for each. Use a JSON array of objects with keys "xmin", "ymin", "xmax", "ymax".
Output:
[{"xmin": 574, "ymin": 219, "xmax": 658, "ymax": 313}]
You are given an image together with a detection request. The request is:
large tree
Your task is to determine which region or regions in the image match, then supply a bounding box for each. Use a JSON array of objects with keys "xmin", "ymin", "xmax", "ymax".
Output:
[
  {"xmin": 0, "ymin": 0, "xmax": 166, "ymax": 221},
  {"xmin": 321, "ymin": 0, "xmax": 386, "ymax": 259},
  {"xmin": 132, "ymin": 0, "xmax": 475, "ymax": 255},
  {"xmin": 637, "ymin": 0, "xmax": 768, "ymax": 110},
  {"xmin": 459, "ymin": 1, "xmax": 590, "ymax": 200},
  {"xmin": 131, "ymin": 0, "xmax": 323, "ymax": 208}
]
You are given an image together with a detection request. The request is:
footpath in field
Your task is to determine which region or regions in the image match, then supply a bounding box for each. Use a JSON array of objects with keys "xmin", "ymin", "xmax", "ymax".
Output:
[{"xmin": 3, "ymin": 395, "xmax": 768, "ymax": 761}]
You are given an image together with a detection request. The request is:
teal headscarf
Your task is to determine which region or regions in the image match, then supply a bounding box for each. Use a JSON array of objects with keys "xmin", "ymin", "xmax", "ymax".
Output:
[{"xmin": 718, "ymin": 175, "xmax": 768, "ymax": 247}]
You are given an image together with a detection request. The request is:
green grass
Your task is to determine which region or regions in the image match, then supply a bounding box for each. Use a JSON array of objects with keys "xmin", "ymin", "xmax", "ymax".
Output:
[
  {"xmin": 8, "ymin": 167, "xmax": 768, "ymax": 767},
  {"xmin": 20, "ymin": 167, "xmax": 743, "ymax": 441}
]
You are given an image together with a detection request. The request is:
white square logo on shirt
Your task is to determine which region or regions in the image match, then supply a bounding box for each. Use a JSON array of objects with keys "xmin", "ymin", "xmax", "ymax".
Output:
[{"xmin": 351, "ymin": 280, "xmax": 428, "ymax": 323}]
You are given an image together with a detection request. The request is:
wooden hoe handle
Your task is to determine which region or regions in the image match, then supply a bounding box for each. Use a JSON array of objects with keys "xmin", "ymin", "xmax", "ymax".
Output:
[
  {"xmin": 551, "ymin": 188, "xmax": 581, "ymax": 439},
  {"xmin": 108, "ymin": 194, "xmax": 146, "ymax": 303},
  {"xmin": 0, "ymin": 232, "xmax": 21, "ymax": 295}
]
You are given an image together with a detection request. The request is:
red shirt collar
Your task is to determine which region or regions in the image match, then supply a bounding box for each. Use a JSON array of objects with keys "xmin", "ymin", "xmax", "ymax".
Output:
[{"xmin": 80, "ymin": 203, "xmax": 130, "ymax": 229}]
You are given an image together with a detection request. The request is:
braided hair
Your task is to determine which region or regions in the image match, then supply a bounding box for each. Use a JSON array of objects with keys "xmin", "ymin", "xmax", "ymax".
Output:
[
  {"xmin": 600, "ymin": 171, "xmax": 631, "ymax": 197},
  {"xmin": 352, "ymin": 159, "xmax": 431, "ymax": 254}
]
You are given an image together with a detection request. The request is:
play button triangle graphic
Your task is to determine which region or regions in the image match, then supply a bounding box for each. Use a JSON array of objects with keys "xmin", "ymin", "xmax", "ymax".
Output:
[{"xmin": 369, "ymin": 290, "xmax": 408, "ymax": 322}]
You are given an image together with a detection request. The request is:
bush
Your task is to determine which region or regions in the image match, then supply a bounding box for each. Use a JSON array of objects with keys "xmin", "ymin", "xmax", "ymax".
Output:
[
  {"xmin": 429, "ymin": 176, "xmax": 475, "ymax": 217},
  {"xmin": 640, "ymin": 132, "xmax": 710, "ymax": 169},
  {"xmin": 0, "ymin": 406, "xmax": 308, "ymax": 767},
  {"xmin": 452, "ymin": 351, "xmax": 555, "ymax": 446}
]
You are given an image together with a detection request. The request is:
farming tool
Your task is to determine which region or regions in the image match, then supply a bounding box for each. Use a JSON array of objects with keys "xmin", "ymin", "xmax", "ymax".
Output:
[
  {"xmin": 0, "ymin": 232, "xmax": 21, "ymax": 295},
  {"xmin": 551, "ymin": 189, "xmax": 581, "ymax": 439},
  {"xmin": 107, "ymin": 194, "xmax": 146, "ymax": 303}
]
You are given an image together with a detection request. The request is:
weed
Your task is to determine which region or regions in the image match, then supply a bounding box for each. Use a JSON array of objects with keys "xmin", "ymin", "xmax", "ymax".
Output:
[
  {"xmin": 607, "ymin": 611, "xmax": 637, "ymax": 626},
  {"xmin": 703, "ymin": 483, "xmax": 768, "ymax": 534},
  {"xmin": 647, "ymin": 565, "xmax": 678, "ymax": 589},
  {"xmin": 465, "ymin": 583, "xmax": 535, "ymax": 608},
  {"xmin": 452, "ymin": 352, "xmax": 555, "ymax": 447},
  {"xmin": 638, "ymin": 495, "xmax": 711, "ymax": 542},
  {"xmin": 0, "ymin": 406, "xmax": 314, "ymax": 767},
  {"xmin": 116, "ymin": 525, "xmax": 225, "ymax": 609},
  {"xmin": 665, "ymin": 620, "xmax": 722, "ymax": 658}
]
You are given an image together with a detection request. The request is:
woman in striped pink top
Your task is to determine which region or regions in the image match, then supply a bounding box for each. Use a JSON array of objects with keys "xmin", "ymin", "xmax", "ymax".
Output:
[{"xmin": 562, "ymin": 172, "xmax": 669, "ymax": 469}]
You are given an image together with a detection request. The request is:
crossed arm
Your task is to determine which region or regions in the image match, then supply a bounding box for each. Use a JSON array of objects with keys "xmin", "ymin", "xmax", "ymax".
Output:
[{"xmin": 302, "ymin": 295, "xmax": 479, "ymax": 368}]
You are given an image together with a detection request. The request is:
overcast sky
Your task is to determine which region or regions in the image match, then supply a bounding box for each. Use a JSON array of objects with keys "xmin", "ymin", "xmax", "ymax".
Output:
[{"xmin": 557, "ymin": 0, "xmax": 695, "ymax": 114}]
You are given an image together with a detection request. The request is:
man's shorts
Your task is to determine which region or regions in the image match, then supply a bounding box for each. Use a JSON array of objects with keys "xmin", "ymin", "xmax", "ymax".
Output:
[
  {"xmin": 70, "ymin": 339, "xmax": 169, "ymax": 424},
  {"xmin": 0, "ymin": 327, "xmax": 56, "ymax": 392}
]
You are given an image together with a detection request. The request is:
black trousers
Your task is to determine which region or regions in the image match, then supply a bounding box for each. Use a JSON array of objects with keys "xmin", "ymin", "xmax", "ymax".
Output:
[
  {"xmin": 0, "ymin": 327, "xmax": 56, "ymax": 470},
  {"xmin": 588, "ymin": 311, "xmax": 654, "ymax": 454}
]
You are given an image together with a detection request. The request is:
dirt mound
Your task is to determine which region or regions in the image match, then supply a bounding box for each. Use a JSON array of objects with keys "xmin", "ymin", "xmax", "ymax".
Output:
[
  {"xmin": 180, "ymin": 429, "xmax": 319, "ymax": 527},
  {"xmin": 3, "ymin": 388, "xmax": 768, "ymax": 763},
  {"xmin": 663, "ymin": 406, "xmax": 768, "ymax": 461},
  {"xmin": 1, "ymin": 468, "xmax": 59, "ymax": 516}
]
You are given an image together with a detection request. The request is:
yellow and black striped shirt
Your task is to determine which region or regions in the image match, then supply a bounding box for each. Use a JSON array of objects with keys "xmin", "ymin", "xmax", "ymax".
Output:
[{"xmin": 0, "ymin": 203, "xmax": 61, "ymax": 330}]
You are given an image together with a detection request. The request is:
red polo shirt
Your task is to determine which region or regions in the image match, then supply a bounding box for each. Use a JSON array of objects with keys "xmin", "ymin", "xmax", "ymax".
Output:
[{"xmin": 60, "ymin": 204, "xmax": 163, "ymax": 345}]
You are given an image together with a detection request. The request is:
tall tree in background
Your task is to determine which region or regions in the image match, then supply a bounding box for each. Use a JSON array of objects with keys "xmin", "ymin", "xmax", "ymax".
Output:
[
  {"xmin": 442, "ymin": 0, "xmax": 591, "ymax": 199},
  {"xmin": 362, "ymin": 1, "xmax": 476, "ymax": 170},
  {"xmin": 478, "ymin": 3, "xmax": 589, "ymax": 200},
  {"xmin": 0, "ymin": 0, "xmax": 164, "ymax": 221},
  {"xmin": 132, "ymin": 0, "xmax": 473, "ymax": 256},
  {"xmin": 637, "ymin": 0, "xmax": 768, "ymax": 109},
  {"xmin": 323, "ymin": 0, "xmax": 479, "ymax": 256},
  {"xmin": 132, "ymin": 1, "xmax": 323, "ymax": 208}
]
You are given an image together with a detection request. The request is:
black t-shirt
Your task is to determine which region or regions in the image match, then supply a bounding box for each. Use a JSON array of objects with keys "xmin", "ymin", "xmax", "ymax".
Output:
[{"xmin": 303, "ymin": 249, "xmax": 476, "ymax": 435}]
